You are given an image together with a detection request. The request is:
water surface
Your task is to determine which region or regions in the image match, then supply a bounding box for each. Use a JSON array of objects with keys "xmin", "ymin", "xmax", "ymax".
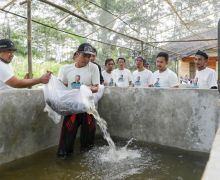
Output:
[{"xmin": 0, "ymin": 138, "xmax": 208, "ymax": 180}]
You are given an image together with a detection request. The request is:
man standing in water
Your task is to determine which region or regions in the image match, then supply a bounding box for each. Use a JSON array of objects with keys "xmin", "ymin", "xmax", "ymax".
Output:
[
  {"xmin": 113, "ymin": 57, "xmax": 132, "ymax": 87},
  {"xmin": 57, "ymin": 43, "xmax": 100, "ymax": 158},
  {"xmin": 150, "ymin": 52, "xmax": 179, "ymax": 88},
  {"xmin": 194, "ymin": 50, "xmax": 217, "ymax": 89},
  {"xmin": 0, "ymin": 39, "xmax": 51, "ymax": 90}
]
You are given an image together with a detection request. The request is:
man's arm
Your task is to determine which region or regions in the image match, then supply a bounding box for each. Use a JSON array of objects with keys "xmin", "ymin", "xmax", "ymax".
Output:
[
  {"xmin": 170, "ymin": 72, "xmax": 179, "ymax": 88},
  {"xmin": 5, "ymin": 72, "xmax": 51, "ymax": 88},
  {"xmin": 208, "ymin": 71, "xmax": 218, "ymax": 89}
]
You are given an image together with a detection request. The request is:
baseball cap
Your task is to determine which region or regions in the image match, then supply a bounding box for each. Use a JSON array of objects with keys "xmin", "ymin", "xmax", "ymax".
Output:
[
  {"xmin": 77, "ymin": 43, "xmax": 95, "ymax": 55},
  {"xmin": 195, "ymin": 50, "xmax": 208, "ymax": 59},
  {"xmin": 0, "ymin": 39, "xmax": 17, "ymax": 52}
]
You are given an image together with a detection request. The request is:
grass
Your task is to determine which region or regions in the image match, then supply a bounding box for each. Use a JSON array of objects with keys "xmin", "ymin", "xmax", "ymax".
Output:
[{"xmin": 12, "ymin": 56, "xmax": 70, "ymax": 79}]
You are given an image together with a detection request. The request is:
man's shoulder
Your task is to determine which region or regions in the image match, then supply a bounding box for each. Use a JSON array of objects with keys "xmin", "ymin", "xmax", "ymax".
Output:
[
  {"xmin": 145, "ymin": 69, "xmax": 153, "ymax": 74},
  {"xmin": 0, "ymin": 61, "xmax": 9, "ymax": 68},
  {"xmin": 206, "ymin": 67, "xmax": 216, "ymax": 74},
  {"xmin": 92, "ymin": 62, "xmax": 101, "ymax": 68},
  {"xmin": 88, "ymin": 62, "xmax": 98, "ymax": 69},
  {"xmin": 142, "ymin": 69, "xmax": 153, "ymax": 75},
  {"xmin": 125, "ymin": 68, "xmax": 131, "ymax": 73},
  {"xmin": 132, "ymin": 70, "xmax": 138, "ymax": 75},
  {"xmin": 167, "ymin": 69, "xmax": 177, "ymax": 77},
  {"xmin": 0, "ymin": 61, "xmax": 13, "ymax": 73},
  {"xmin": 112, "ymin": 69, "xmax": 118, "ymax": 73},
  {"xmin": 153, "ymin": 70, "xmax": 159, "ymax": 75},
  {"xmin": 60, "ymin": 64, "xmax": 72, "ymax": 70}
]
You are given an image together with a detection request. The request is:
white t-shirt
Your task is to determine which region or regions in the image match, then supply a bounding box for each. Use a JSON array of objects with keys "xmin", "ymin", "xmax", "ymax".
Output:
[
  {"xmin": 113, "ymin": 68, "xmax": 132, "ymax": 87},
  {"xmin": 132, "ymin": 69, "xmax": 153, "ymax": 87},
  {"xmin": 0, "ymin": 61, "xmax": 14, "ymax": 90},
  {"xmin": 195, "ymin": 67, "xmax": 217, "ymax": 89},
  {"xmin": 151, "ymin": 68, "xmax": 179, "ymax": 88},
  {"xmin": 102, "ymin": 70, "xmax": 115, "ymax": 86},
  {"xmin": 58, "ymin": 62, "xmax": 100, "ymax": 89}
]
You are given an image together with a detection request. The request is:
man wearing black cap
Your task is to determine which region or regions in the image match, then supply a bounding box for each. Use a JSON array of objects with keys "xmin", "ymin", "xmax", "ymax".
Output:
[
  {"xmin": 57, "ymin": 43, "xmax": 100, "ymax": 158},
  {"xmin": 194, "ymin": 50, "xmax": 217, "ymax": 89},
  {"xmin": 0, "ymin": 39, "xmax": 51, "ymax": 90}
]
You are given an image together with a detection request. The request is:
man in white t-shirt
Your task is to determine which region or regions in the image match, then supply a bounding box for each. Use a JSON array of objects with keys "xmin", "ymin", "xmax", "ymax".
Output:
[
  {"xmin": 150, "ymin": 52, "xmax": 179, "ymax": 88},
  {"xmin": 194, "ymin": 50, "xmax": 217, "ymax": 89},
  {"xmin": 132, "ymin": 56, "xmax": 153, "ymax": 87},
  {"xmin": 113, "ymin": 57, "xmax": 132, "ymax": 87},
  {"xmin": 0, "ymin": 39, "xmax": 51, "ymax": 90},
  {"xmin": 57, "ymin": 43, "xmax": 100, "ymax": 158},
  {"xmin": 102, "ymin": 58, "xmax": 115, "ymax": 86}
]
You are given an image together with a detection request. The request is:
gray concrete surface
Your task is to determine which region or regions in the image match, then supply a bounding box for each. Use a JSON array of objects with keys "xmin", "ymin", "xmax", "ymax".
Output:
[
  {"xmin": 202, "ymin": 127, "xmax": 220, "ymax": 180},
  {"xmin": 98, "ymin": 87, "xmax": 219, "ymax": 153},
  {"xmin": 0, "ymin": 89, "xmax": 61, "ymax": 165}
]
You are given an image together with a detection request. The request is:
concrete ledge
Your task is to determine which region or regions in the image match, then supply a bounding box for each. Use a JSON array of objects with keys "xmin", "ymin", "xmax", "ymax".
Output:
[
  {"xmin": 0, "ymin": 89, "xmax": 61, "ymax": 165},
  {"xmin": 202, "ymin": 127, "xmax": 220, "ymax": 180},
  {"xmin": 99, "ymin": 87, "xmax": 219, "ymax": 153}
]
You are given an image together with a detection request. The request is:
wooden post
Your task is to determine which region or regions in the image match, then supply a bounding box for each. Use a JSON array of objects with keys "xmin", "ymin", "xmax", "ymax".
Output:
[
  {"xmin": 218, "ymin": 19, "xmax": 220, "ymax": 91},
  {"xmin": 27, "ymin": 0, "xmax": 33, "ymax": 78}
]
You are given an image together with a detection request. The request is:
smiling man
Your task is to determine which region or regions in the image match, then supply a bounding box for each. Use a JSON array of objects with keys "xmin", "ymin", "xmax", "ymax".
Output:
[{"xmin": 0, "ymin": 39, "xmax": 51, "ymax": 90}]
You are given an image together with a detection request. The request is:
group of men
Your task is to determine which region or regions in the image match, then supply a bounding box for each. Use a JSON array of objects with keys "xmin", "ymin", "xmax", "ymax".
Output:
[
  {"xmin": 0, "ymin": 39, "xmax": 218, "ymax": 159},
  {"xmin": 102, "ymin": 51, "xmax": 218, "ymax": 89}
]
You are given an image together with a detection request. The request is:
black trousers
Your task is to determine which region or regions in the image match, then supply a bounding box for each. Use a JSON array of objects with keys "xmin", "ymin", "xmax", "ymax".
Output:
[{"xmin": 57, "ymin": 113, "xmax": 96, "ymax": 155}]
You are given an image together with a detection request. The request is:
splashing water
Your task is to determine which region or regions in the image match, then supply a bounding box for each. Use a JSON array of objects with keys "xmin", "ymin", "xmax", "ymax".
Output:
[
  {"xmin": 78, "ymin": 85, "xmax": 155, "ymax": 179},
  {"xmin": 81, "ymin": 85, "xmax": 139, "ymax": 160},
  {"xmin": 79, "ymin": 144, "xmax": 157, "ymax": 180}
]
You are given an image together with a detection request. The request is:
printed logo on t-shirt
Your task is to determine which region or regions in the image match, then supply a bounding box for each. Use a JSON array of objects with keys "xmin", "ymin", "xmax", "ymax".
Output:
[
  {"xmin": 71, "ymin": 75, "xmax": 81, "ymax": 89},
  {"xmin": 193, "ymin": 77, "xmax": 198, "ymax": 88},
  {"xmin": 154, "ymin": 78, "xmax": 160, "ymax": 87},
  {"xmin": 109, "ymin": 78, "xmax": 114, "ymax": 86},
  {"xmin": 118, "ymin": 74, "xmax": 124, "ymax": 82},
  {"xmin": 134, "ymin": 76, "xmax": 141, "ymax": 86}
]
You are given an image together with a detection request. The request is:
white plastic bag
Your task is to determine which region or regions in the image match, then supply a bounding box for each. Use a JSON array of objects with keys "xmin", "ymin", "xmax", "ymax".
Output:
[{"xmin": 43, "ymin": 75, "xmax": 104, "ymax": 123}]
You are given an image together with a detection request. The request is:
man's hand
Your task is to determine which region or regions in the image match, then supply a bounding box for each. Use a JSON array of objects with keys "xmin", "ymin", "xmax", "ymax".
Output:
[
  {"xmin": 39, "ymin": 71, "xmax": 51, "ymax": 84},
  {"xmin": 103, "ymin": 82, "xmax": 108, "ymax": 86},
  {"xmin": 90, "ymin": 85, "xmax": 99, "ymax": 93}
]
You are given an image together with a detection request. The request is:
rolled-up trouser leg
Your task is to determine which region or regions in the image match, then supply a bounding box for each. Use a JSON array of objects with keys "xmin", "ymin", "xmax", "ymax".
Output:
[
  {"xmin": 57, "ymin": 114, "xmax": 79, "ymax": 156},
  {"xmin": 79, "ymin": 113, "xmax": 96, "ymax": 152}
]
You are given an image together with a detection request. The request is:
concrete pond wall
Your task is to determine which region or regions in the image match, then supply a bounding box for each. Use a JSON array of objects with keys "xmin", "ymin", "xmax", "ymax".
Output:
[
  {"xmin": 98, "ymin": 87, "xmax": 220, "ymax": 153},
  {"xmin": 0, "ymin": 88, "xmax": 219, "ymax": 169},
  {"xmin": 0, "ymin": 89, "xmax": 61, "ymax": 165}
]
